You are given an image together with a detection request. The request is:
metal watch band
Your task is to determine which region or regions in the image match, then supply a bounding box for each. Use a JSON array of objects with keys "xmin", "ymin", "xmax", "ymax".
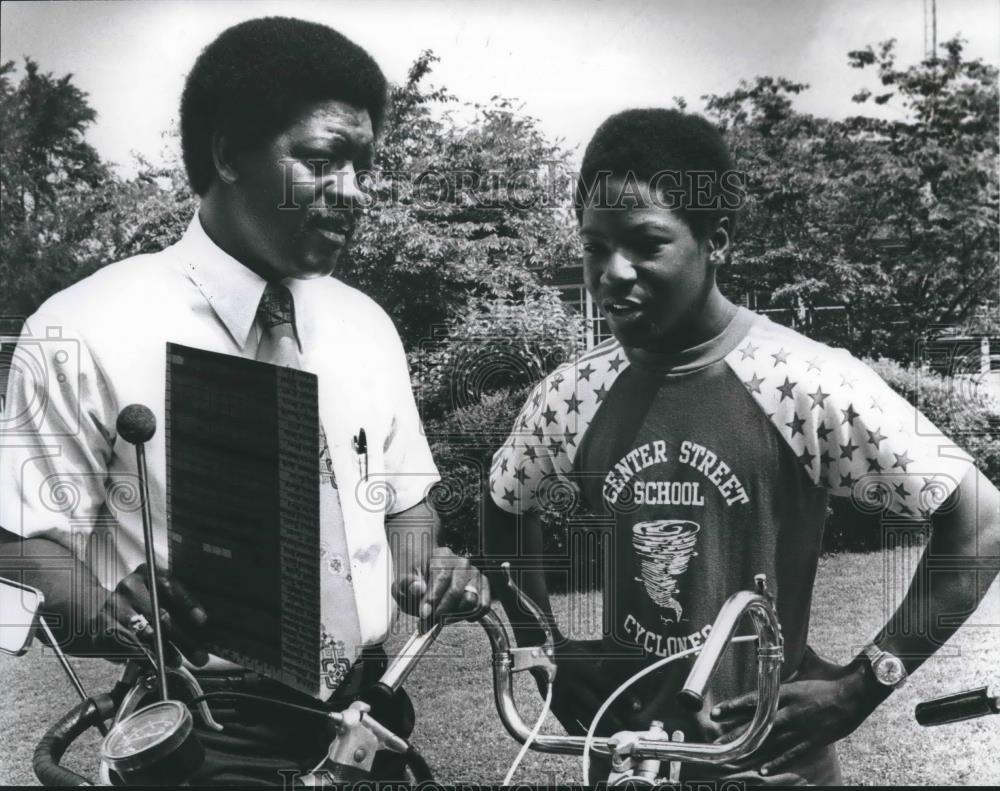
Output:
[{"xmin": 861, "ymin": 642, "xmax": 907, "ymax": 688}]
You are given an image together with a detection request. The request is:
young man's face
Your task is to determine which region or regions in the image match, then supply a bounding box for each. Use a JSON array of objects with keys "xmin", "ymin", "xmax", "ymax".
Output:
[
  {"xmin": 229, "ymin": 99, "xmax": 374, "ymax": 280},
  {"xmin": 581, "ymin": 178, "xmax": 723, "ymax": 352}
]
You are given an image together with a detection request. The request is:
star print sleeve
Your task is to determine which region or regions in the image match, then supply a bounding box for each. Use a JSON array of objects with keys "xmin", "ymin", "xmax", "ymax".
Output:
[
  {"xmin": 815, "ymin": 355, "xmax": 974, "ymax": 518},
  {"xmin": 725, "ymin": 322, "xmax": 974, "ymax": 520},
  {"xmin": 488, "ymin": 379, "xmax": 576, "ymax": 516}
]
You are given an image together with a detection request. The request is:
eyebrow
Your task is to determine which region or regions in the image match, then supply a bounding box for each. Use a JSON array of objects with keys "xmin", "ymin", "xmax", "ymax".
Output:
[
  {"xmin": 619, "ymin": 219, "xmax": 675, "ymax": 234},
  {"xmin": 295, "ymin": 138, "xmax": 374, "ymax": 163},
  {"xmin": 581, "ymin": 219, "xmax": 674, "ymax": 238}
]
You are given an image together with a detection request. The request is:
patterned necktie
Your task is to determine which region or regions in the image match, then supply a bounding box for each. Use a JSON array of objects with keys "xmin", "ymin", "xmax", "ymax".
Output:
[{"xmin": 255, "ymin": 282, "xmax": 362, "ymax": 700}]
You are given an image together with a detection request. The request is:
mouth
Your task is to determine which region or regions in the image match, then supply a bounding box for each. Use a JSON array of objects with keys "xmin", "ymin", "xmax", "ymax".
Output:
[
  {"xmin": 602, "ymin": 298, "xmax": 645, "ymax": 318},
  {"xmin": 307, "ymin": 215, "xmax": 353, "ymax": 247}
]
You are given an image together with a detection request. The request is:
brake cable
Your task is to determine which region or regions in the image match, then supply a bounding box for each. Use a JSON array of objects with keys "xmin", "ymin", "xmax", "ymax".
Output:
[
  {"xmin": 185, "ymin": 691, "xmax": 331, "ymax": 721},
  {"xmin": 503, "ymin": 679, "xmax": 554, "ymax": 784},
  {"xmin": 582, "ymin": 635, "xmax": 758, "ymax": 785}
]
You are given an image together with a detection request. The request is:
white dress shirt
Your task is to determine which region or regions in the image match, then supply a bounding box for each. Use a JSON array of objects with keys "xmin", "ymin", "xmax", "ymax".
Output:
[{"xmin": 1, "ymin": 214, "xmax": 439, "ymax": 645}]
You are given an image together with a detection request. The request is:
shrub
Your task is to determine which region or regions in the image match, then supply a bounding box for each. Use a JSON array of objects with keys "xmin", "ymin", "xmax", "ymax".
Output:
[
  {"xmin": 425, "ymin": 387, "xmax": 530, "ymax": 556},
  {"xmin": 411, "ymin": 290, "xmax": 583, "ymax": 420}
]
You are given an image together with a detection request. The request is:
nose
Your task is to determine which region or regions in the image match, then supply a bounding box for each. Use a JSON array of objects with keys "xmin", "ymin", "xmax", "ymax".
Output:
[
  {"xmin": 603, "ymin": 249, "xmax": 638, "ymax": 287},
  {"xmin": 323, "ymin": 162, "xmax": 367, "ymax": 210}
]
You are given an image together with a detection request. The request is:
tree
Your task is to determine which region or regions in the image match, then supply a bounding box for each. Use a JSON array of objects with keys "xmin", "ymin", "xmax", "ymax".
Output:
[
  {"xmin": 337, "ymin": 51, "xmax": 579, "ymax": 352},
  {"xmin": 0, "ymin": 59, "xmax": 113, "ymax": 316},
  {"xmin": 705, "ymin": 39, "xmax": 999, "ymax": 361}
]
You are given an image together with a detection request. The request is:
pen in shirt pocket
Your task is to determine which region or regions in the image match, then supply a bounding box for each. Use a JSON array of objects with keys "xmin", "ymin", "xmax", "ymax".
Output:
[{"xmin": 352, "ymin": 428, "xmax": 368, "ymax": 482}]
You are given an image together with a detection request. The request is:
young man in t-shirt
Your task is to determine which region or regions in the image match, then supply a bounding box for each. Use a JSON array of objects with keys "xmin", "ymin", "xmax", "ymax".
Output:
[{"xmin": 485, "ymin": 109, "xmax": 999, "ymax": 784}]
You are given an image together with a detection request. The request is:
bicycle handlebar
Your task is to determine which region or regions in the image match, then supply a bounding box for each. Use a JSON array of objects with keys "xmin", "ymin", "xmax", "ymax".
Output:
[
  {"xmin": 33, "ymin": 694, "xmax": 116, "ymax": 787},
  {"xmin": 482, "ymin": 572, "xmax": 785, "ymax": 765},
  {"xmin": 915, "ymin": 686, "xmax": 999, "ymax": 726}
]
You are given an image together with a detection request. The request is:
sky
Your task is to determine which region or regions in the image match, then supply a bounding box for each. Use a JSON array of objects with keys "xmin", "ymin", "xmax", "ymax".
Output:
[{"xmin": 1, "ymin": 0, "xmax": 998, "ymax": 177}]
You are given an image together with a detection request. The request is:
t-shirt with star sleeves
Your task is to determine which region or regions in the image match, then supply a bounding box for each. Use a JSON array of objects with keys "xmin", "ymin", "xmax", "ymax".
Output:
[{"xmin": 489, "ymin": 306, "xmax": 973, "ymax": 781}]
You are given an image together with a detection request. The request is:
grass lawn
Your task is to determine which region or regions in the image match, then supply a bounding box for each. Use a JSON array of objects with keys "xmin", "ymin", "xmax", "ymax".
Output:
[{"xmin": 2, "ymin": 547, "xmax": 998, "ymax": 785}]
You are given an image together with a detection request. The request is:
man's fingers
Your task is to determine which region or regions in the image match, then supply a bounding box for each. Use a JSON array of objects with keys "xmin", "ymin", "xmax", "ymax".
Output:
[
  {"xmin": 461, "ymin": 573, "xmax": 491, "ymax": 616},
  {"xmin": 760, "ymin": 739, "xmax": 814, "ymax": 776},
  {"xmin": 154, "ymin": 570, "xmax": 208, "ymax": 628},
  {"xmin": 108, "ymin": 577, "xmax": 197, "ymax": 667},
  {"xmin": 97, "ymin": 595, "xmax": 152, "ymax": 661},
  {"xmin": 418, "ymin": 564, "xmax": 456, "ymax": 625},
  {"xmin": 158, "ymin": 607, "xmax": 208, "ymax": 667},
  {"xmin": 439, "ymin": 570, "xmax": 491, "ymax": 622},
  {"xmin": 392, "ymin": 573, "xmax": 426, "ymax": 609},
  {"xmin": 711, "ymin": 691, "xmax": 758, "ymax": 720}
]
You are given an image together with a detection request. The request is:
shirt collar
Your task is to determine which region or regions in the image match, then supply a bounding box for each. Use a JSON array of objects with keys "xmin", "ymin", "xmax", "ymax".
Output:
[{"xmin": 174, "ymin": 213, "xmax": 313, "ymax": 352}]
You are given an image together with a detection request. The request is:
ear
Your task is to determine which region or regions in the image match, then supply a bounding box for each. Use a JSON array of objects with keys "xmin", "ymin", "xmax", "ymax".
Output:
[
  {"xmin": 210, "ymin": 130, "xmax": 240, "ymax": 185},
  {"xmin": 707, "ymin": 217, "xmax": 731, "ymax": 266}
]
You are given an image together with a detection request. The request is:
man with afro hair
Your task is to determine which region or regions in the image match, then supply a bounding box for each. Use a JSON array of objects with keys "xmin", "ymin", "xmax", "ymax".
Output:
[
  {"xmin": 487, "ymin": 108, "xmax": 999, "ymax": 784},
  {"xmin": 2, "ymin": 16, "xmax": 489, "ymax": 783}
]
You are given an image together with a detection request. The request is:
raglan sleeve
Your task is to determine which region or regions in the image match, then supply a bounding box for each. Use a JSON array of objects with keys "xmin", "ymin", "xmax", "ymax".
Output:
[
  {"xmin": 488, "ymin": 376, "xmax": 579, "ymax": 517},
  {"xmin": 816, "ymin": 353, "xmax": 975, "ymax": 520}
]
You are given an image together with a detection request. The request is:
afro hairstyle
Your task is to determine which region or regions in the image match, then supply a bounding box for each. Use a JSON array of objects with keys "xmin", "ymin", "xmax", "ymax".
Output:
[
  {"xmin": 180, "ymin": 16, "xmax": 388, "ymax": 196},
  {"xmin": 575, "ymin": 108, "xmax": 741, "ymax": 241}
]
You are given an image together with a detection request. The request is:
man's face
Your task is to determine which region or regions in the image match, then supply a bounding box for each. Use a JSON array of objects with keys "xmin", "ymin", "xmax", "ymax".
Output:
[
  {"xmin": 581, "ymin": 179, "xmax": 718, "ymax": 352},
  {"xmin": 230, "ymin": 99, "xmax": 374, "ymax": 280}
]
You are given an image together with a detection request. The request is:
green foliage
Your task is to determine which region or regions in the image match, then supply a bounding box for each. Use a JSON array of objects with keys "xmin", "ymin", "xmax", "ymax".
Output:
[
  {"xmin": 823, "ymin": 356, "xmax": 999, "ymax": 553},
  {"xmin": 411, "ymin": 290, "xmax": 582, "ymax": 420},
  {"xmin": 0, "ymin": 58, "xmax": 113, "ymax": 316},
  {"xmin": 706, "ymin": 38, "xmax": 999, "ymax": 361},
  {"xmin": 0, "ymin": 57, "xmax": 195, "ymax": 317},
  {"xmin": 338, "ymin": 51, "xmax": 579, "ymax": 352},
  {"xmin": 418, "ymin": 291, "xmax": 582, "ymax": 557},
  {"xmin": 424, "ymin": 388, "xmax": 529, "ymax": 556}
]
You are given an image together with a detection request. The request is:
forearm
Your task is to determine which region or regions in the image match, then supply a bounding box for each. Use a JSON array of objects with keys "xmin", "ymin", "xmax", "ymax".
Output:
[
  {"xmin": 385, "ymin": 499, "xmax": 439, "ymax": 582},
  {"xmin": 868, "ymin": 468, "xmax": 1000, "ymax": 675}
]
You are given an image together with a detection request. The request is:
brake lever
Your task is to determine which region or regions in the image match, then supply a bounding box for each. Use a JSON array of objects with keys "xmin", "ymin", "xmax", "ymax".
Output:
[
  {"xmin": 112, "ymin": 658, "xmax": 223, "ymax": 732},
  {"xmin": 501, "ymin": 563, "xmax": 556, "ymax": 683}
]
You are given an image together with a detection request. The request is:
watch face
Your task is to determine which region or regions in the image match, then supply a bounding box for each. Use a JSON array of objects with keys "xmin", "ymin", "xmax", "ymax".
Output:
[{"xmin": 875, "ymin": 655, "xmax": 906, "ymax": 686}]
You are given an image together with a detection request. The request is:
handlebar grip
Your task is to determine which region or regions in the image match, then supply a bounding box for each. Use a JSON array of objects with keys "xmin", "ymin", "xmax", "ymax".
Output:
[
  {"xmin": 915, "ymin": 686, "xmax": 999, "ymax": 726},
  {"xmin": 33, "ymin": 694, "xmax": 116, "ymax": 786}
]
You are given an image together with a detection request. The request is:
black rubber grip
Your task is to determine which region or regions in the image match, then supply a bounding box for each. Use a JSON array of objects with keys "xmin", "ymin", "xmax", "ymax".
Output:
[
  {"xmin": 33, "ymin": 694, "xmax": 116, "ymax": 786},
  {"xmin": 915, "ymin": 686, "xmax": 999, "ymax": 726}
]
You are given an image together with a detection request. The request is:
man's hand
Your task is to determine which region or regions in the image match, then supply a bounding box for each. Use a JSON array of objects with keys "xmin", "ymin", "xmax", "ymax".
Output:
[
  {"xmin": 94, "ymin": 564, "xmax": 210, "ymax": 667},
  {"xmin": 394, "ymin": 547, "xmax": 491, "ymax": 632},
  {"xmin": 532, "ymin": 639, "xmax": 642, "ymax": 735},
  {"xmin": 710, "ymin": 647, "xmax": 884, "ymax": 775}
]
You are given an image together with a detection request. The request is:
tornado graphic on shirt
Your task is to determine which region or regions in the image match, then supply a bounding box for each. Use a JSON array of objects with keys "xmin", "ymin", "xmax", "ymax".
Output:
[{"xmin": 632, "ymin": 520, "xmax": 700, "ymax": 624}]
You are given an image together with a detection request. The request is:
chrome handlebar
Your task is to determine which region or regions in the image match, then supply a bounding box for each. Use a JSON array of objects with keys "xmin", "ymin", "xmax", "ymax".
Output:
[{"xmin": 482, "ymin": 566, "xmax": 784, "ymax": 766}]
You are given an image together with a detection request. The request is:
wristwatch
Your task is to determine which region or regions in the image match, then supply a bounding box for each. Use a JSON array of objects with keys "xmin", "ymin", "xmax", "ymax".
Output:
[{"xmin": 861, "ymin": 642, "xmax": 908, "ymax": 689}]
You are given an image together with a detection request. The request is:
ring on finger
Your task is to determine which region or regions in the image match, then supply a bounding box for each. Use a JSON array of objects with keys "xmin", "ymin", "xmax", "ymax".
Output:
[{"xmin": 129, "ymin": 613, "xmax": 150, "ymax": 634}]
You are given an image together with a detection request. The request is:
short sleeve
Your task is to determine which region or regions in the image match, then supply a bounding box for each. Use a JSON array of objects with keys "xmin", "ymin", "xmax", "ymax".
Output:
[
  {"xmin": 380, "ymin": 327, "xmax": 440, "ymax": 516},
  {"xmin": 488, "ymin": 379, "xmax": 579, "ymax": 516},
  {"xmin": 725, "ymin": 324, "xmax": 974, "ymax": 522},
  {"xmin": 0, "ymin": 314, "xmax": 116, "ymax": 551},
  {"xmin": 815, "ymin": 355, "xmax": 974, "ymax": 519}
]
